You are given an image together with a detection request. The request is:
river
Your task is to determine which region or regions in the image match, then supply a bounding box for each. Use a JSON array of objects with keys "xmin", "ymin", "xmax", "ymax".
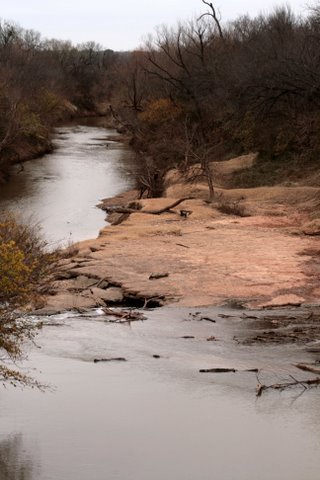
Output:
[
  {"xmin": 0, "ymin": 119, "xmax": 134, "ymax": 247},
  {"xmin": 0, "ymin": 123, "xmax": 320, "ymax": 480}
]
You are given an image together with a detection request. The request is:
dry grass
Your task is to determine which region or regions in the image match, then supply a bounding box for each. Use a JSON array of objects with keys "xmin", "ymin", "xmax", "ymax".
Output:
[{"xmin": 215, "ymin": 197, "xmax": 251, "ymax": 217}]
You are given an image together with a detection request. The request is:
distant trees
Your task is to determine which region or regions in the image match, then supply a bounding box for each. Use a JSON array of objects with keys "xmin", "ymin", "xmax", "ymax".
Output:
[
  {"xmin": 48, "ymin": 40, "xmax": 110, "ymax": 111},
  {"xmin": 0, "ymin": 20, "xmax": 120, "ymax": 180},
  {"xmin": 0, "ymin": 21, "xmax": 61, "ymax": 177}
]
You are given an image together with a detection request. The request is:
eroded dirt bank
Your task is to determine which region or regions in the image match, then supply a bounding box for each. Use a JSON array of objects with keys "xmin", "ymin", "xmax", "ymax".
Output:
[{"xmin": 40, "ymin": 154, "xmax": 320, "ymax": 314}]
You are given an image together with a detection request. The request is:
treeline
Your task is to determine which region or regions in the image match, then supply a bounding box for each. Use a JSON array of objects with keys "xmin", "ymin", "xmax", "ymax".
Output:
[
  {"xmin": 0, "ymin": 19, "xmax": 122, "ymax": 180},
  {"xmin": 1, "ymin": 4, "xmax": 320, "ymax": 189},
  {"xmin": 112, "ymin": 3, "xmax": 320, "ymax": 193}
]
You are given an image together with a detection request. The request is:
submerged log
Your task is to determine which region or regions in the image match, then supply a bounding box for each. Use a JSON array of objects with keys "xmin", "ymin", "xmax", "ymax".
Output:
[
  {"xmin": 256, "ymin": 376, "xmax": 320, "ymax": 397},
  {"xmin": 94, "ymin": 357, "xmax": 127, "ymax": 363},
  {"xmin": 200, "ymin": 367, "xmax": 259, "ymax": 373},
  {"xmin": 200, "ymin": 368, "xmax": 236, "ymax": 373}
]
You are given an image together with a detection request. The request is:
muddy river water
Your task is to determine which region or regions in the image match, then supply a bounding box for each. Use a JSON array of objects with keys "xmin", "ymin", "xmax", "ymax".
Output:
[
  {"xmin": 0, "ymin": 120, "xmax": 134, "ymax": 247},
  {"xmin": 0, "ymin": 123, "xmax": 320, "ymax": 480}
]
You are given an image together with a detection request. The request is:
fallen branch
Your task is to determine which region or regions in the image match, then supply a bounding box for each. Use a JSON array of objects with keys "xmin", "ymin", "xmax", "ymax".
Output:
[
  {"xmin": 149, "ymin": 272, "xmax": 169, "ymax": 280},
  {"xmin": 94, "ymin": 357, "xmax": 127, "ymax": 363},
  {"xmin": 199, "ymin": 316, "xmax": 216, "ymax": 323},
  {"xmin": 200, "ymin": 367, "xmax": 236, "ymax": 373},
  {"xmin": 199, "ymin": 367, "xmax": 259, "ymax": 373},
  {"xmin": 102, "ymin": 307, "xmax": 146, "ymax": 322},
  {"xmin": 145, "ymin": 197, "xmax": 194, "ymax": 214},
  {"xmin": 256, "ymin": 375, "xmax": 320, "ymax": 397},
  {"xmin": 105, "ymin": 197, "xmax": 193, "ymax": 216},
  {"xmin": 142, "ymin": 296, "xmax": 160, "ymax": 309},
  {"xmin": 295, "ymin": 364, "xmax": 320, "ymax": 374}
]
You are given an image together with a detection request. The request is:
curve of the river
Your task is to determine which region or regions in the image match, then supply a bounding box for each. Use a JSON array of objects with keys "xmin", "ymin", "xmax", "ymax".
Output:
[{"xmin": 0, "ymin": 122, "xmax": 134, "ymax": 247}]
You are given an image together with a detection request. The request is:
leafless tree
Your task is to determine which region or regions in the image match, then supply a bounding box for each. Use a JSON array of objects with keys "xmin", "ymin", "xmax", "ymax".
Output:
[{"xmin": 198, "ymin": 1, "xmax": 224, "ymax": 39}]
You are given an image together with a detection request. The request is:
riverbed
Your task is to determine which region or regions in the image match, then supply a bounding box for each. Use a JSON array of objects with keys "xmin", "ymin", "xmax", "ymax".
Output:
[{"xmin": 0, "ymin": 124, "xmax": 320, "ymax": 480}]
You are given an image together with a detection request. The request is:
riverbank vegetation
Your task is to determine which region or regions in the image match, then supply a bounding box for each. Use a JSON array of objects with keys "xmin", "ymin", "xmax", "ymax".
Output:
[
  {"xmin": 0, "ymin": 215, "xmax": 55, "ymax": 386},
  {"xmin": 110, "ymin": 2, "xmax": 320, "ymax": 196},
  {"xmin": 1, "ymin": 3, "xmax": 320, "ymax": 190},
  {"xmin": 1, "ymin": 2, "xmax": 320, "ymax": 191}
]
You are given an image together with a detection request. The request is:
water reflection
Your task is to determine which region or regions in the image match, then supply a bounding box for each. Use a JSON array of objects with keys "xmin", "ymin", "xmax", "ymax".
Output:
[
  {"xmin": 0, "ymin": 435, "xmax": 34, "ymax": 480},
  {"xmin": 1, "ymin": 308, "xmax": 320, "ymax": 480}
]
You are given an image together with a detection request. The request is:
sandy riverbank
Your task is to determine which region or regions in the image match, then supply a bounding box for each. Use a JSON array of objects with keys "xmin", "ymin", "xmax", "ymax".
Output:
[{"xmin": 38, "ymin": 153, "xmax": 320, "ymax": 314}]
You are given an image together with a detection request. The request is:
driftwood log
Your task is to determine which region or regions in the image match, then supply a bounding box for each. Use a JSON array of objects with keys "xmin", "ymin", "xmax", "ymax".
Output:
[
  {"xmin": 94, "ymin": 357, "xmax": 127, "ymax": 363},
  {"xmin": 295, "ymin": 364, "xmax": 320, "ymax": 374},
  {"xmin": 199, "ymin": 367, "xmax": 258, "ymax": 373},
  {"xmin": 176, "ymin": 243, "xmax": 190, "ymax": 249},
  {"xmin": 256, "ymin": 375, "xmax": 320, "ymax": 397},
  {"xmin": 104, "ymin": 197, "xmax": 193, "ymax": 216},
  {"xmin": 200, "ymin": 367, "xmax": 236, "ymax": 373}
]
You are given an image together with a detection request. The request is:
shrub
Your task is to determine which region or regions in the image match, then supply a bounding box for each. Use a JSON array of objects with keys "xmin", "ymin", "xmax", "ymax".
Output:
[
  {"xmin": 0, "ymin": 214, "xmax": 56, "ymax": 387},
  {"xmin": 216, "ymin": 198, "xmax": 250, "ymax": 217},
  {"xmin": 139, "ymin": 98, "xmax": 182, "ymax": 128}
]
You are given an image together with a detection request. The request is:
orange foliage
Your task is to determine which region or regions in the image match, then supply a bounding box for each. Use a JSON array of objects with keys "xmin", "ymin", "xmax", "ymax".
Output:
[{"xmin": 139, "ymin": 99, "xmax": 182, "ymax": 127}]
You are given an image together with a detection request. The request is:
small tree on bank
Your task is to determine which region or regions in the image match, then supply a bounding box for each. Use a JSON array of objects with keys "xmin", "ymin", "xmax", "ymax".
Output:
[{"xmin": 0, "ymin": 214, "xmax": 55, "ymax": 388}]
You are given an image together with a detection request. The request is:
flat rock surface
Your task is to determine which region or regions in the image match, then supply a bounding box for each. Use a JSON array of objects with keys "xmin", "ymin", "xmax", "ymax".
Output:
[
  {"xmin": 48, "ymin": 189, "xmax": 320, "ymax": 309},
  {"xmin": 45, "ymin": 292, "xmax": 97, "ymax": 310},
  {"xmin": 88, "ymin": 286, "xmax": 124, "ymax": 303}
]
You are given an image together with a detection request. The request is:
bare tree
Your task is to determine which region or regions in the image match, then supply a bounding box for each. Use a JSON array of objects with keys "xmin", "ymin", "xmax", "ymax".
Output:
[{"xmin": 198, "ymin": 1, "xmax": 224, "ymax": 39}]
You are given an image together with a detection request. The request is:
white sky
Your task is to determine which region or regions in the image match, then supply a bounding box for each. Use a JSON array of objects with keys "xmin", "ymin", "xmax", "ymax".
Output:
[{"xmin": 1, "ymin": 0, "xmax": 310, "ymax": 50}]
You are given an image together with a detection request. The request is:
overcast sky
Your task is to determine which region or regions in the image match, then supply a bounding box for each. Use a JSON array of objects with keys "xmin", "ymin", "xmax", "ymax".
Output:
[{"xmin": 1, "ymin": 0, "xmax": 309, "ymax": 50}]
